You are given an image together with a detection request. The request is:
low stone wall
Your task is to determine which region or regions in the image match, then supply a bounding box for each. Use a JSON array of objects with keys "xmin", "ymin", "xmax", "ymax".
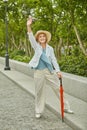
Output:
[
  {"xmin": 0, "ymin": 57, "xmax": 34, "ymax": 77},
  {"xmin": 62, "ymin": 72, "xmax": 87, "ymax": 102},
  {"xmin": 0, "ymin": 57, "xmax": 87, "ymax": 102}
]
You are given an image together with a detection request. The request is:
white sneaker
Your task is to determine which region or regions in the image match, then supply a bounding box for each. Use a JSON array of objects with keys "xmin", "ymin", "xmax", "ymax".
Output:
[
  {"xmin": 35, "ymin": 113, "xmax": 41, "ymax": 119},
  {"xmin": 64, "ymin": 101, "xmax": 74, "ymax": 114},
  {"xmin": 64, "ymin": 109, "xmax": 74, "ymax": 114}
]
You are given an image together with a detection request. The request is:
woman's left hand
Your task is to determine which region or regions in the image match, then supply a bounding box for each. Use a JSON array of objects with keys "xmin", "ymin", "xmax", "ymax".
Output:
[{"xmin": 57, "ymin": 72, "xmax": 62, "ymax": 79}]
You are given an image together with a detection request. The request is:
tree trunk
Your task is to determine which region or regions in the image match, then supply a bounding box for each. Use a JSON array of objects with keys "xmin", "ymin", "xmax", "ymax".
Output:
[
  {"xmin": 73, "ymin": 25, "xmax": 87, "ymax": 56},
  {"xmin": 58, "ymin": 37, "xmax": 63, "ymax": 58},
  {"xmin": 24, "ymin": 35, "xmax": 29, "ymax": 56},
  {"xmin": 11, "ymin": 34, "xmax": 18, "ymax": 50}
]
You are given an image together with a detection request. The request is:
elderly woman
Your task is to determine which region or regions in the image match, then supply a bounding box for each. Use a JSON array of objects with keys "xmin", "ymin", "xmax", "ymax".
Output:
[{"xmin": 27, "ymin": 16, "xmax": 73, "ymax": 118}]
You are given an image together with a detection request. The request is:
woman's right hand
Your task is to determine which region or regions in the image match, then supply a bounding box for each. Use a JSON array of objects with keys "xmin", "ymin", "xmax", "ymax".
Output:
[{"xmin": 27, "ymin": 16, "xmax": 33, "ymax": 26}]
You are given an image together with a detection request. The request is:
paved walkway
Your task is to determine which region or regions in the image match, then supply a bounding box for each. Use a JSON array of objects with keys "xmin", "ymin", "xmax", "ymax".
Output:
[
  {"xmin": 0, "ymin": 62, "xmax": 87, "ymax": 130},
  {"xmin": 0, "ymin": 72, "xmax": 73, "ymax": 130}
]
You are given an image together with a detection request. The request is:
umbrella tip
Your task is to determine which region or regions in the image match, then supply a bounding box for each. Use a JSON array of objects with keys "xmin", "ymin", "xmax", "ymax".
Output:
[{"xmin": 62, "ymin": 118, "xmax": 64, "ymax": 122}]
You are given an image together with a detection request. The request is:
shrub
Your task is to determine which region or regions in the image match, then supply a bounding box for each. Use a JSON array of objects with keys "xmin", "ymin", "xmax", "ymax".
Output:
[
  {"xmin": 10, "ymin": 50, "xmax": 25, "ymax": 59},
  {"xmin": 0, "ymin": 50, "xmax": 6, "ymax": 56},
  {"xmin": 59, "ymin": 54, "xmax": 87, "ymax": 77},
  {"xmin": 13, "ymin": 55, "xmax": 30, "ymax": 63}
]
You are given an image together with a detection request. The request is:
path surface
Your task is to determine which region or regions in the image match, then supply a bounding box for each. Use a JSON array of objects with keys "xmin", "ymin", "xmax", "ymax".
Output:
[{"xmin": 0, "ymin": 72, "xmax": 73, "ymax": 130}]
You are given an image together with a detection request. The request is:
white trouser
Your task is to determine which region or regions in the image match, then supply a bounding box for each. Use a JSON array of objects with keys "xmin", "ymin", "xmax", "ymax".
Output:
[{"xmin": 34, "ymin": 69, "xmax": 70, "ymax": 114}]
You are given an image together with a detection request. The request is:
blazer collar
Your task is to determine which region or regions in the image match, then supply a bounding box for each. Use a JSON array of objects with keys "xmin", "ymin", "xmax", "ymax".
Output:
[{"xmin": 38, "ymin": 44, "xmax": 50, "ymax": 55}]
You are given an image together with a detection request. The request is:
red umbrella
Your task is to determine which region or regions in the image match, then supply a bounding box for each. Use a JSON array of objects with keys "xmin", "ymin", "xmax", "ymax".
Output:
[{"xmin": 59, "ymin": 78, "xmax": 64, "ymax": 122}]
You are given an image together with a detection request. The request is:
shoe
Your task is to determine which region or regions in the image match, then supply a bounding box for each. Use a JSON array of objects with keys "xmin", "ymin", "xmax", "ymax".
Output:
[
  {"xmin": 35, "ymin": 113, "xmax": 41, "ymax": 119},
  {"xmin": 64, "ymin": 109, "xmax": 74, "ymax": 114}
]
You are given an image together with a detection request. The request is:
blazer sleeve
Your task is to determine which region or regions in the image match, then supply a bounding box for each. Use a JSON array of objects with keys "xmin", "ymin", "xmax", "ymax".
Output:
[
  {"xmin": 27, "ymin": 32, "xmax": 37, "ymax": 50},
  {"xmin": 51, "ymin": 47, "xmax": 60, "ymax": 72}
]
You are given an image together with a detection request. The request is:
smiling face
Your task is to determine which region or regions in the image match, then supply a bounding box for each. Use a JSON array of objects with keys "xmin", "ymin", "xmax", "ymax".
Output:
[{"xmin": 37, "ymin": 33, "xmax": 47, "ymax": 44}]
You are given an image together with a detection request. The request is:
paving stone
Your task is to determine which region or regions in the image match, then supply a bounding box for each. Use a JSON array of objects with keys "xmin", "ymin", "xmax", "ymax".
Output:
[{"xmin": 0, "ymin": 72, "xmax": 73, "ymax": 130}]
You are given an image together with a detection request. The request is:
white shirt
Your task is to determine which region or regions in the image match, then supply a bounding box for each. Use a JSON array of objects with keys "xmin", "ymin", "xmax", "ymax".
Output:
[{"xmin": 27, "ymin": 32, "xmax": 60, "ymax": 72}]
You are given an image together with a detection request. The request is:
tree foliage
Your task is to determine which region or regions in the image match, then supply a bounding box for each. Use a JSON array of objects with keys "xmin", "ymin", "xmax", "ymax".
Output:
[{"xmin": 0, "ymin": 0, "xmax": 87, "ymax": 76}]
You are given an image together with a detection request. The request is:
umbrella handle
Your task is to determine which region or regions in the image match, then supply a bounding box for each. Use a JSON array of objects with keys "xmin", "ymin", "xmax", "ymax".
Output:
[{"xmin": 59, "ymin": 78, "xmax": 62, "ymax": 86}]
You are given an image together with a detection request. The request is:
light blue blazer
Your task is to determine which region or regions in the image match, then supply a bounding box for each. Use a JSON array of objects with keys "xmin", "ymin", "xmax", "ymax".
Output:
[{"xmin": 28, "ymin": 32, "xmax": 60, "ymax": 72}]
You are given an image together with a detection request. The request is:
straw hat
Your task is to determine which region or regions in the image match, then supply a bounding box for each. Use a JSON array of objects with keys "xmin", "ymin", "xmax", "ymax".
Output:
[{"xmin": 35, "ymin": 30, "xmax": 51, "ymax": 43}]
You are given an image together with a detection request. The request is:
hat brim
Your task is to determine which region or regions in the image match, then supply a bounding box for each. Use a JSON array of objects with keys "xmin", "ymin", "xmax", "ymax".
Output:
[{"xmin": 35, "ymin": 30, "xmax": 51, "ymax": 43}]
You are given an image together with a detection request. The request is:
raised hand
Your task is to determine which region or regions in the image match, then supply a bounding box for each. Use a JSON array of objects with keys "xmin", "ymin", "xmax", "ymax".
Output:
[
  {"xmin": 57, "ymin": 72, "xmax": 62, "ymax": 79},
  {"xmin": 27, "ymin": 15, "xmax": 33, "ymax": 26},
  {"xmin": 27, "ymin": 16, "xmax": 33, "ymax": 33}
]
